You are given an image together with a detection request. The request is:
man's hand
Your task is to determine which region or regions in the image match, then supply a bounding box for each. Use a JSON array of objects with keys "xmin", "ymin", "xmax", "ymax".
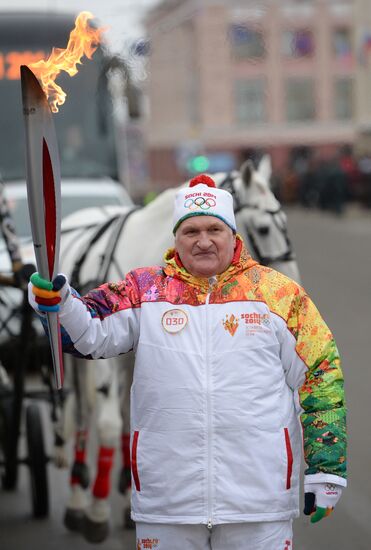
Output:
[
  {"xmin": 304, "ymin": 482, "xmax": 343, "ymax": 523},
  {"xmin": 29, "ymin": 272, "xmax": 68, "ymax": 313}
]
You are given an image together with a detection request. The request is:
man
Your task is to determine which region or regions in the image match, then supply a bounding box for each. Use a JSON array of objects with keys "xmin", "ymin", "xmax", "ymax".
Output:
[{"xmin": 29, "ymin": 174, "xmax": 347, "ymax": 549}]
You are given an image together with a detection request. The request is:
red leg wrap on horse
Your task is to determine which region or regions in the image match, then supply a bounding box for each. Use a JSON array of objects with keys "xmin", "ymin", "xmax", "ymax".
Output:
[
  {"xmin": 70, "ymin": 430, "xmax": 88, "ymax": 485},
  {"xmin": 92, "ymin": 447, "xmax": 115, "ymax": 498}
]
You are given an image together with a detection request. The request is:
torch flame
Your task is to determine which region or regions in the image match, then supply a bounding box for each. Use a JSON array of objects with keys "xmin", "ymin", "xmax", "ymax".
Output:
[{"xmin": 29, "ymin": 11, "xmax": 105, "ymax": 112}]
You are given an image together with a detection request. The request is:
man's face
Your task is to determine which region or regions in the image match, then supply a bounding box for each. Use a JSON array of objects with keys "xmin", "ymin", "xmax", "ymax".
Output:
[{"xmin": 174, "ymin": 216, "xmax": 236, "ymax": 278}]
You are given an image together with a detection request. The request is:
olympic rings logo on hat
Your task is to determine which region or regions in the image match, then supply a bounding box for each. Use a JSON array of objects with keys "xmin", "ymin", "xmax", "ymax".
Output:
[{"xmin": 184, "ymin": 197, "xmax": 216, "ymax": 210}]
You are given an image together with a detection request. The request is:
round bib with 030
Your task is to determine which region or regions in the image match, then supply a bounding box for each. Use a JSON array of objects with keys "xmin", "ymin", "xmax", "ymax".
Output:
[{"xmin": 161, "ymin": 309, "xmax": 188, "ymax": 334}]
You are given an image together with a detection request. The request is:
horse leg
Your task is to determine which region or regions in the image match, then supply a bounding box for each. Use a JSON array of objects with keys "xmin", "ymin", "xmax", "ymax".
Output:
[
  {"xmin": 53, "ymin": 355, "xmax": 75, "ymax": 470},
  {"xmin": 118, "ymin": 355, "xmax": 135, "ymax": 529},
  {"xmin": 63, "ymin": 356, "xmax": 96, "ymax": 532},
  {"xmin": 82, "ymin": 359, "xmax": 122, "ymax": 543}
]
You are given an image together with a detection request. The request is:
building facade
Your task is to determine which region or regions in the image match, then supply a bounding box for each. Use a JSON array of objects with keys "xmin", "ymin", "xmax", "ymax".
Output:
[
  {"xmin": 145, "ymin": 0, "xmax": 355, "ymax": 188},
  {"xmin": 354, "ymin": 0, "xmax": 371, "ymax": 152}
]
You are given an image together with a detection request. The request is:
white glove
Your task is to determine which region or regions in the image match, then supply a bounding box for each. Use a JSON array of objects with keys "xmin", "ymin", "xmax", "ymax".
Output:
[{"xmin": 304, "ymin": 481, "xmax": 343, "ymax": 523}]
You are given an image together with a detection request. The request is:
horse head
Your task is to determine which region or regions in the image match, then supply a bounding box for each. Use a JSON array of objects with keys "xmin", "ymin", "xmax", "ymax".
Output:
[{"xmin": 214, "ymin": 155, "xmax": 300, "ymax": 282}]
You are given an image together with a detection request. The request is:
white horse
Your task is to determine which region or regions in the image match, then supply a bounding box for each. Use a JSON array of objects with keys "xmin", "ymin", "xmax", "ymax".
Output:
[{"xmin": 55, "ymin": 155, "xmax": 301, "ymax": 543}]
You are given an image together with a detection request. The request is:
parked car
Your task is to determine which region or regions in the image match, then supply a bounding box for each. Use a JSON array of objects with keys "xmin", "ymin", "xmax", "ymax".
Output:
[{"xmin": 3, "ymin": 176, "xmax": 131, "ymax": 235}]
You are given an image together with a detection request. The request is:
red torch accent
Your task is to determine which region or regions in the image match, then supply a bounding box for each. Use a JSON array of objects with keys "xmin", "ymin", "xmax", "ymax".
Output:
[{"xmin": 42, "ymin": 138, "xmax": 56, "ymax": 279}]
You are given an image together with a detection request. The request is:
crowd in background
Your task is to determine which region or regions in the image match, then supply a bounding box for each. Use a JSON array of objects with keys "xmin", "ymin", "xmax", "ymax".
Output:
[
  {"xmin": 142, "ymin": 146, "xmax": 371, "ymax": 214},
  {"xmin": 272, "ymin": 147, "xmax": 371, "ymax": 214}
]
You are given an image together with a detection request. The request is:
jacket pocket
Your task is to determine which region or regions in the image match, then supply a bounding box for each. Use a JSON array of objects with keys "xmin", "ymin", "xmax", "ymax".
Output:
[
  {"xmin": 284, "ymin": 427, "xmax": 293, "ymax": 490},
  {"xmin": 131, "ymin": 430, "xmax": 141, "ymax": 492}
]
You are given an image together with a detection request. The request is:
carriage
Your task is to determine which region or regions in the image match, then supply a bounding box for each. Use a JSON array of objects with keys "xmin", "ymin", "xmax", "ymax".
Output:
[{"xmin": 0, "ymin": 180, "xmax": 53, "ymax": 518}]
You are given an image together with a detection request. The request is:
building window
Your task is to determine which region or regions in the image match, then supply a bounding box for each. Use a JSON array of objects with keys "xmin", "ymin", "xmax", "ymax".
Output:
[
  {"xmin": 334, "ymin": 77, "xmax": 353, "ymax": 120},
  {"xmin": 285, "ymin": 78, "xmax": 315, "ymax": 122},
  {"xmin": 229, "ymin": 24, "xmax": 266, "ymax": 60},
  {"xmin": 235, "ymin": 79, "xmax": 266, "ymax": 124},
  {"xmin": 282, "ymin": 29, "xmax": 315, "ymax": 58},
  {"xmin": 333, "ymin": 27, "xmax": 353, "ymax": 61}
]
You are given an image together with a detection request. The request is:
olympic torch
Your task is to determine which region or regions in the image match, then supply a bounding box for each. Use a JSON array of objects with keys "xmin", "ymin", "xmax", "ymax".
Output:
[
  {"xmin": 18, "ymin": 12, "xmax": 104, "ymax": 389},
  {"xmin": 20, "ymin": 65, "xmax": 64, "ymax": 389}
]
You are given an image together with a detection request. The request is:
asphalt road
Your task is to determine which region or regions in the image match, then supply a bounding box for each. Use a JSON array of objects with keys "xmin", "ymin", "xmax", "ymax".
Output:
[{"xmin": 0, "ymin": 204, "xmax": 370, "ymax": 550}]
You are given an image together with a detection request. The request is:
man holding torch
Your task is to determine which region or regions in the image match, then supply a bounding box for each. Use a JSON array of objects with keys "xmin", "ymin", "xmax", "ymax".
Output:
[{"xmin": 28, "ymin": 174, "xmax": 346, "ymax": 549}]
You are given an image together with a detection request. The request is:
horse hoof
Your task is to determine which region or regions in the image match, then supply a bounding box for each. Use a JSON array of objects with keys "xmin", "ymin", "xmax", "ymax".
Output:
[
  {"xmin": 64, "ymin": 508, "xmax": 84, "ymax": 532},
  {"xmin": 83, "ymin": 515, "xmax": 109, "ymax": 543},
  {"xmin": 124, "ymin": 507, "xmax": 135, "ymax": 530}
]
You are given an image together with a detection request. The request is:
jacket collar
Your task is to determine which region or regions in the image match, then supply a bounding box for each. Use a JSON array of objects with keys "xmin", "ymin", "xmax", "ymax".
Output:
[{"xmin": 163, "ymin": 235, "xmax": 257, "ymax": 291}]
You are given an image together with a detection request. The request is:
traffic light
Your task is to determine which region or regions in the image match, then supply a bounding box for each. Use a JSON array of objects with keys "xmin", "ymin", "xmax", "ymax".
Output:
[{"xmin": 186, "ymin": 155, "xmax": 210, "ymax": 173}]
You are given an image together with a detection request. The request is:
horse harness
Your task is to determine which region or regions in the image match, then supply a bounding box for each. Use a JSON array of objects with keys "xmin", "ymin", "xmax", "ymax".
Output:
[{"xmin": 69, "ymin": 205, "xmax": 141, "ymax": 293}]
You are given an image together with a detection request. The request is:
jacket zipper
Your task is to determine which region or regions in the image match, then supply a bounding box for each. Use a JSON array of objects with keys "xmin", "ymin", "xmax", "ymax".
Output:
[{"xmin": 206, "ymin": 276, "xmax": 216, "ymax": 529}]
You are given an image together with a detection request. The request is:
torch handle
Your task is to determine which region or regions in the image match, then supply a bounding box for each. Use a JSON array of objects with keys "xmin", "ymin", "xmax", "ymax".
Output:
[{"xmin": 46, "ymin": 313, "xmax": 64, "ymax": 389}]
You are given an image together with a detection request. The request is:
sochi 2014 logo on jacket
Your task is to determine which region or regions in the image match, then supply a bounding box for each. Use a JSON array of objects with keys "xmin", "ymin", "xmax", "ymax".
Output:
[
  {"xmin": 137, "ymin": 538, "xmax": 160, "ymax": 550},
  {"xmin": 222, "ymin": 312, "xmax": 271, "ymax": 336},
  {"xmin": 222, "ymin": 313, "xmax": 239, "ymax": 336}
]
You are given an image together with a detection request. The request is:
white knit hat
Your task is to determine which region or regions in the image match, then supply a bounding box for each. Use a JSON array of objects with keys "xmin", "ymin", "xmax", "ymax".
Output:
[{"xmin": 173, "ymin": 174, "xmax": 236, "ymax": 234}]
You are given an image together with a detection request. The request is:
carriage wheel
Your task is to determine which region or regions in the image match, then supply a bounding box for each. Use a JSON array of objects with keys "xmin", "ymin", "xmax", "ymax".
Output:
[
  {"xmin": 0, "ymin": 396, "xmax": 18, "ymax": 490},
  {"xmin": 26, "ymin": 403, "xmax": 49, "ymax": 517}
]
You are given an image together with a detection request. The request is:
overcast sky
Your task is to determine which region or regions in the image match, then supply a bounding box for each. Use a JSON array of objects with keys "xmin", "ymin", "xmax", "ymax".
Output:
[{"xmin": 3, "ymin": 0, "xmax": 160, "ymax": 52}]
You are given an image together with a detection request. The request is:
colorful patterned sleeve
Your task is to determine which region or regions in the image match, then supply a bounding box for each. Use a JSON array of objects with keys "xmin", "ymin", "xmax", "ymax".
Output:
[
  {"xmin": 49, "ymin": 272, "xmax": 142, "ymax": 359},
  {"xmin": 287, "ymin": 290, "xmax": 347, "ymax": 480}
]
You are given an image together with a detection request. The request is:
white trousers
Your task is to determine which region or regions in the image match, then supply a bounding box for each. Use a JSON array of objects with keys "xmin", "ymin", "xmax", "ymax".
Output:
[{"xmin": 136, "ymin": 520, "xmax": 293, "ymax": 550}]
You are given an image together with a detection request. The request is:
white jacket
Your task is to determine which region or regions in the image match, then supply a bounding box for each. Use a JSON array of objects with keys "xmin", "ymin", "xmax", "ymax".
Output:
[{"xmin": 32, "ymin": 238, "xmax": 347, "ymax": 525}]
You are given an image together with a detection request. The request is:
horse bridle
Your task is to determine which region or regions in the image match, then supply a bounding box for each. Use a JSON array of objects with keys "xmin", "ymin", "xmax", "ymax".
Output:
[
  {"xmin": 218, "ymin": 173, "xmax": 245, "ymax": 214},
  {"xmin": 218, "ymin": 173, "xmax": 296, "ymax": 265}
]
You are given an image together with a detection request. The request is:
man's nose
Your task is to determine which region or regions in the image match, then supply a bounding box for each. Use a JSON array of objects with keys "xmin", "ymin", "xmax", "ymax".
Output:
[{"xmin": 196, "ymin": 233, "xmax": 212, "ymax": 248}]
